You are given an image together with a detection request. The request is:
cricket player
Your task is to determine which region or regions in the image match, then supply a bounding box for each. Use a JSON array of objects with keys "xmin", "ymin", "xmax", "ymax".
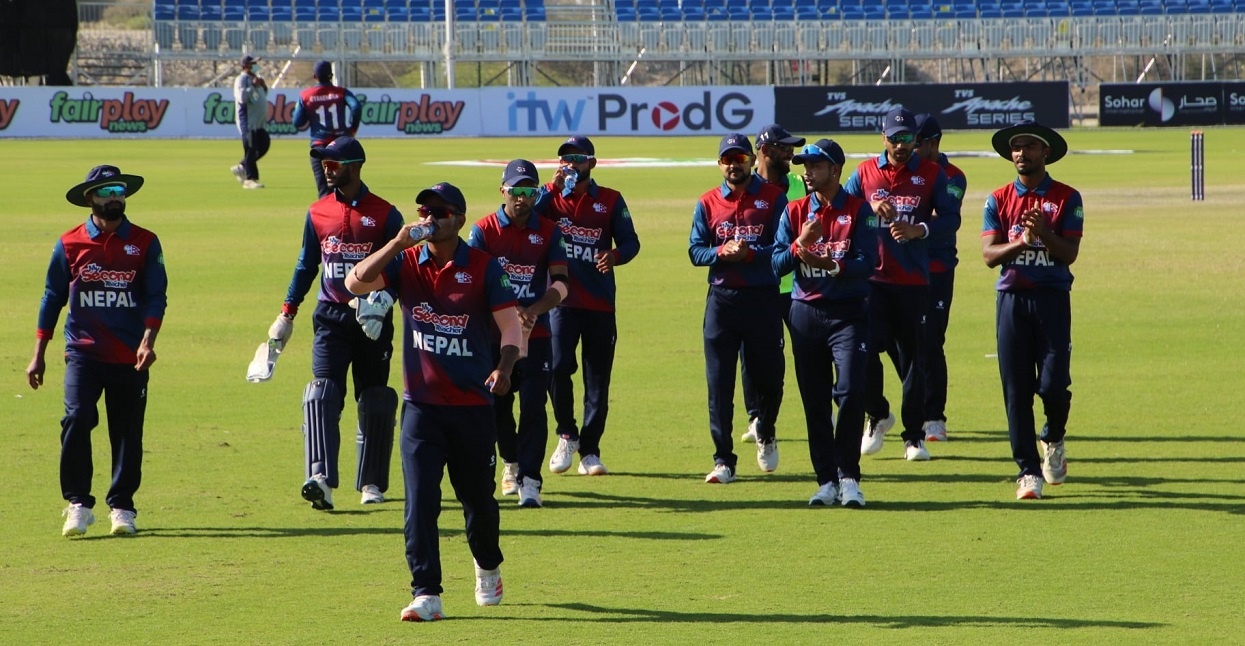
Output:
[
  {"xmin": 772, "ymin": 139, "xmax": 877, "ymax": 507},
  {"xmin": 739, "ymin": 123, "xmax": 807, "ymax": 444},
  {"xmin": 267, "ymin": 136, "xmax": 404, "ymax": 510},
  {"xmin": 981, "ymin": 120, "xmax": 1081, "ymax": 500},
  {"xmin": 292, "ymin": 60, "xmax": 361, "ymax": 198},
  {"xmin": 690, "ymin": 133, "xmax": 788, "ymax": 484},
  {"xmin": 913, "ymin": 113, "xmax": 967, "ymax": 443},
  {"xmin": 231, "ymin": 54, "xmax": 269, "ymax": 190},
  {"xmin": 345, "ymin": 182, "xmax": 523, "ymax": 622},
  {"xmin": 533, "ymin": 135, "xmax": 641, "ymax": 477},
  {"xmin": 468, "ymin": 159, "xmax": 570, "ymax": 508},
  {"xmin": 844, "ymin": 107, "xmax": 961, "ymax": 462},
  {"xmin": 28, "ymin": 165, "xmax": 168, "ymax": 537}
]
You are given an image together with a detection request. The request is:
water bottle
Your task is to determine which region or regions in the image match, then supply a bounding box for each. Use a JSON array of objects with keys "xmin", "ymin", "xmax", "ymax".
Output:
[
  {"xmin": 563, "ymin": 166, "xmax": 578, "ymax": 192},
  {"xmin": 409, "ymin": 221, "xmax": 437, "ymax": 242}
]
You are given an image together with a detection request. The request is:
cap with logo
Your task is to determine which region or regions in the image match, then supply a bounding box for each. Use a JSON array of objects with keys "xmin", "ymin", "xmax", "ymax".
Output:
[
  {"xmin": 791, "ymin": 138, "xmax": 847, "ymax": 166},
  {"xmin": 502, "ymin": 159, "xmax": 540, "ymax": 186},
  {"xmin": 882, "ymin": 107, "xmax": 918, "ymax": 137},
  {"xmin": 756, "ymin": 123, "xmax": 806, "ymax": 148},
  {"xmin": 718, "ymin": 133, "xmax": 754, "ymax": 157},
  {"xmin": 240, "ymin": 54, "xmax": 261, "ymax": 68},
  {"xmin": 66, "ymin": 165, "xmax": 145, "ymax": 207},
  {"xmin": 416, "ymin": 182, "xmax": 468, "ymax": 214},
  {"xmin": 914, "ymin": 113, "xmax": 942, "ymax": 140},
  {"xmin": 557, "ymin": 135, "xmax": 595, "ymax": 156},
  {"xmin": 310, "ymin": 135, "xmax": 366, "ymax": 162}
]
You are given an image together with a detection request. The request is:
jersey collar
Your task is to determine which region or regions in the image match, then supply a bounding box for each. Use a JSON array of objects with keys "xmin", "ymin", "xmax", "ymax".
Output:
[
  {"xmin": 718, "ymin": 174, "xmax": 764, "ymax": 198},
  {"xmin": 84, "ymin": 215, "xmax": 133, "ymax": 239},
  {"xmin": 1013, "ymin": 174, "xmax": 1054, "ymax": 196}
]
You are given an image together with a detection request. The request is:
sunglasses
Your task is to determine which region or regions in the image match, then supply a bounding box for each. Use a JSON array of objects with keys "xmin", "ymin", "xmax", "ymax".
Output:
[
  {"xmin": 94, "ymin": 185, "xmax": 127, "ymax": 198},
  {"xmin": 320, "ymin": 158, "xmax": 364, "ymax": 171},
  {"xmin": 418, "ymin": 204, "xmax": 458, "ymax": 219},
  {"xmin": 766, "ymin": 143, "xmax": 795, "ymax": 155},
  {"xmin": 886, "ymin": 132, "xmax": 916, "ymax": 145},
  {"xmin": 719, "ymin": 153, "xmax": 752, "ymax": 166},
  {"xmin": 560, "ymin": 154, "xmax": 594, "ymax": 164},
  {"xmin": 503, "ymin": 186, "xmax": 539, "ymax": 198}
]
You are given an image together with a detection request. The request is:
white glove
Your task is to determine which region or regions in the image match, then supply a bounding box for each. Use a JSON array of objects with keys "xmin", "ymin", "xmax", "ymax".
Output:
[
  {"xmin": 268, "ymin": 313, "xmax": 294, "ymax": 346},
  {"xmin": 355, "ymin": 291, "xmax": 394, "ymax": 341}
]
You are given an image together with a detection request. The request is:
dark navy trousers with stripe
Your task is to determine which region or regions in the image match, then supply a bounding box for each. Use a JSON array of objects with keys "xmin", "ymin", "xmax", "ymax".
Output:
[
  {"xmin": 866, "ymin": 281, "xmax": 929, "ymax": 444},
  {"xmin": 549, "ymin": 306, "xmax": 616, "ymax": 458},
  {"xmin": 60, "ymin": 356, "xmax": 149, "ymax": 512},
  {"xmin": 495, "ymin": 336, "xmax": 552, "ymax": 484}
]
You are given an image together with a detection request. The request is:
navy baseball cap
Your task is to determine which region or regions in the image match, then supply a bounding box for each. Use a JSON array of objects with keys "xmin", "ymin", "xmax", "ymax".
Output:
[
  {"xmin": 756, "ymin": 123, "xmax": 806, "ymax": 148},
  {"xmin": 311, "ymin": 136, "xmax": 366, "ymax": 162},
  {"xmin": 66, "ymin": 164, "xmax": 145, "ymax": 207},
  {"xmin": 313, "ymin": 60, "xmax": 333, "ymax": 80},
  {"xmin": 557, "ymin": 135, "xmax": 595, "ymax": 156},
  {"xmin": 882, "ymin": 107, "xmax": 917, "ymax": 137},
  {"xmin": 992, "ymin": 120, "xmax": 1068, "ymax": 164},
  {"xmin": 791, "ymin": 139, "xmax": 846, "ymax": 166},
  {"xmin": 240, "ymin": 54, "xmax": 261, "ymax": 68},
  {"xmin": 718, "ymin": 133, "xmax": 753, "ymax": 157},
  {"xmin": 416, "ymin": 182, "xmax": 467, "ymax": 214},
  {"xmin": 501, "ymin": 159, "xmax": 539, "ymax": 186},
  {"xmin": 914, "ymin": 113, "xmax": 942, "ymax": 140}
]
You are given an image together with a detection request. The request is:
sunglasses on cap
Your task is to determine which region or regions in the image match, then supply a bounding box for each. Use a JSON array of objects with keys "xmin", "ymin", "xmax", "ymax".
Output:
[
  {"xmin": 503, "ymin": 186, "xmax": 539, "ymax": 198},
  {"xmin": 560, "ymin": 154, "xmax": 594, "ymax": 164},
  {"xmin": 886, "ymin": 132, "xmax": 916, "ymax": 145},
  {"xmin": 320, "ymin": 158, "xmax": 364, "ymax": 171},
  {"xmin": 94, "ymin": 185, "xmax": 127, "ymax": 198},
  {"xmin": 417, "ymin": 204, "xmax": 458, "ymax": 219},
  {"xmin": 719, "ymin": 152, "xmax": 752, "ymax": 165}
]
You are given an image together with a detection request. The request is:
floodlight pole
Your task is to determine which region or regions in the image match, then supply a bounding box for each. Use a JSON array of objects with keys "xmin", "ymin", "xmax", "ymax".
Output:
[{"xmin": 444, "ymin": 0, "xmax": 455, "ymax": 89}]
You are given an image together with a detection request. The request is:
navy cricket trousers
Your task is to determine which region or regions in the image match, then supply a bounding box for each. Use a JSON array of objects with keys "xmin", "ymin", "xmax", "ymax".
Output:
[
  {"xmin": 789, "ymin": 299, "xmax": 868, "ymax": 483},
  {"xmin": 924, "ymin": 268, "xmax": 955, "ymax": 422},
  {"xmin": 60, "ymin": 356, "xmax": 149, "ymax": 512},
  {"xmin": 703, "ymin": 285, "xmax": 784, "ymax": 470},
  {"xmin": 549, "ymin": 306, "xmax": 616, "ymax": 458},
  {"xmin": 866, "ymin": 281, "xmax": 929, "ymax": 443},
  {"xmin": 996, "ymin": 289, "xmax": 1072, "ymax": 478},
  {"xmin": 494, "ymin": 336, "xmax": 552, "ymax": 484},
  {"xmin": 741, "ymin": 291, "xmax": 793, "ymax": 425},
  {"xmin": 401, "ymin": 401, "xmax": 503, "ymax": 597}
]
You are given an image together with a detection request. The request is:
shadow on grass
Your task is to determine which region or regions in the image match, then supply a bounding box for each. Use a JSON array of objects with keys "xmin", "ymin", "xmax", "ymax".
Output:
[
  {"xmin": 134, "ymin": 525, "xmax": 722, "ymax": 541},
  {"xmin": 514, "ymin": 603, "xmax": 1167, "ymax": 629}
]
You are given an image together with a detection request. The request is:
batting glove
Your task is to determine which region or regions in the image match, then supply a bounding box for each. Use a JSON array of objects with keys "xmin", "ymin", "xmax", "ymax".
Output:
[{"xmin": 356, "ymin": 291, "xmax": 394, "ymax": 341}]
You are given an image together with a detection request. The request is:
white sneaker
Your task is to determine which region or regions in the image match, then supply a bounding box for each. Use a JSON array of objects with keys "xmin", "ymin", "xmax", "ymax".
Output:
[
  {"xmin": 905, "ymin": 440, "xmax": 931, "ymax": 461},
  {"xmin": 109, "ymin": 509, "xmax": 137, "ymax": 535},
  {"xmin": 741, "ymin": 417, "xmax": 759, "ymax": 443},
  {"xmin": 705, "ymin": 463, "xmax": 735, "ymax": 484},
  {"xmin": 923, "ymin": 420, "xmax": 948, "ymax": 442},
  {"xmin": 301, "ymin": 474, "xmax": 334, "ymax": 510},
  {"xmin": 360, "ymin": 484, "xmax": 385, "ymax": 505},
  {"xmin": 230, "ymin": 163, "xmax": 245, "ymax": 183},
  {"xmin": 400, "ymin": 595, "xmax": 445, "ymax": 622},
  {"xmin": 517, "ymin": 476, "xmax": 543, "ymax": 508},
  {"xmin": 474, "ymin": 563, "xmax": 503, "ymax": 606},
  {"xmin": 838, "ymin": 478, "xmax": 866, "ymax": 507},
  {"xmin": 756, "ymin": 439, "xmax": 778, "ymax": 473},
  {"xmin": 549, "ymin": 436, "xmax": 579, "ymax": 474},
  {"xmin": 500, "ymin": 462, "xmax": 519, "ymax": 495},
  {"xmin": 577, "ymin": 455, "xmax": 608, "ymax": 476},
  {"xmin": 1041, "ymin": 440, "xmax": 1067, "ymax": 485},
  {"xmin": 808, "ymin": 482, "xmax": 839, "ymax": 506},
  {"xmin": 861, "ymin": 412, "xmax": 895, "ymax": 455},
  {"xmin": 1016, "ymin": 474, "xmax": 1044, "ymax": 500},
  {"xmin": 242, "ymin": 179, "xmax": 265, "ymax": 189},
  {"xmin": 62, "ymin": 503, "xmax": 95, "ymax": 537}
]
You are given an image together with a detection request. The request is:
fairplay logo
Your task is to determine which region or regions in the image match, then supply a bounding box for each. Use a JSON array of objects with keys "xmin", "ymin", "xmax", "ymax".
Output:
[
  {"xmin": 356, "ymin": 93, "xmax": 465, "ymax": 135},
  {"xmin": 0, "ymin": 99, "xmax": 18, "ymax": 130},
  {"xmin": 50, "ymin": 92, "xmax": 170, "ymax": 132},
  {"xmin": 203, "ymin": 92, "xmax": 308, "ymax": 135}
]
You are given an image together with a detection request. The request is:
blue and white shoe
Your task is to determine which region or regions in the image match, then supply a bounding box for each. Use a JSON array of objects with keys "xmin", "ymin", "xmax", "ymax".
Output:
[{"xmin": 301, "ymin": 475, "xmax": 334, "ymax": 510}]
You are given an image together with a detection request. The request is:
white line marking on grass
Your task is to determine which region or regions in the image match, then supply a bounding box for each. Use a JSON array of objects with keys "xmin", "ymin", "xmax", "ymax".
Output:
[{"xmin": 432, "ymin": 150, "xmax": 1134, "ymax": 169}]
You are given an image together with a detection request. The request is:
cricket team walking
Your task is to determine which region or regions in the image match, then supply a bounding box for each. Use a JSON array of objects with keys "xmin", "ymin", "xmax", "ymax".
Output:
[{"xmin": 27, "ymin": 106, "xmax": 1082, "ymax": 621}]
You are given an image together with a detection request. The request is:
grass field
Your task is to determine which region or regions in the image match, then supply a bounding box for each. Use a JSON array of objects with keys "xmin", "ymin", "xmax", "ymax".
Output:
[{"xmin": 3, "ymin": 129, "xmax": 1244, "ymax": 644}]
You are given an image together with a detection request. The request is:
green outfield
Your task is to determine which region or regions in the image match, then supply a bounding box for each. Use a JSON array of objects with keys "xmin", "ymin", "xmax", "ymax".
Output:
[{"xmin": 3, "ymin": 129, "xmax": 1243, "ymax": 644}]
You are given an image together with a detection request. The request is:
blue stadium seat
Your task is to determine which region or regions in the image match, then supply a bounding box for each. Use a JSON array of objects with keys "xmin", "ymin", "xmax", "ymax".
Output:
[
  {"xmin": 951, "ymin": 5, "xmax": 977, "ymax": 17},
  {"xmin": 794, "ymin": 5, "xmax": 818, "ymax": 19}
]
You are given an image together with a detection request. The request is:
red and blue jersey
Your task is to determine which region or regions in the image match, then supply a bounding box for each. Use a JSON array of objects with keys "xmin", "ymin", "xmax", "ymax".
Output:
[
  {"xmin": 386, "ymin": 240, "xmax": 518, "ymax": 406},
  {"xmin": 284, "ymin": 184, "xmax": 404, "ymax": 315},
  {"xmin": 930, "ymin": 153, "xmax": 966, "ymax": 274},
  {"xmin": 291, "ymin": 83, "xmax": 362, "ymax": 146},
  {"xmin": 36, "ymin": 216, "xmax": 168, "ymax": 364},
  {"xmin": 773, "ymin": 190, "xmax": 877, "ymax": 304},
  {"xmin": 689, "ymin": 175, "xmax": 788, "ymax": 288},
  {"xmin": 983, "ymin": 174, "xmax": 1084, "ymax": 292},
  {"xmin": 467, "ymin": 207, "xmax": 568, "ymax": 339},
  {"xmin": 533, "ymin": 180, "xmax": 641, "ymax": 312},
  {"xmin": 844, "ymin": 152, "xmax": 962, "ymax": 286}
]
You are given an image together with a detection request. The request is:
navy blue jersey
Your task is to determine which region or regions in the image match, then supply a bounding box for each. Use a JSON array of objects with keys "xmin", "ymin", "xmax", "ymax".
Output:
[
  {"xmin": 983, "ymin": 175, "xmax": 1084, "ymax": 292},
  {"xmin": 773, "ymin": 190, "xmax": 876, "ymax": 303},
  {"xmin": 292, "ymin": 83, "xmax": 362, "ymax": 146},
  {"xmin": 689, "ymin": 175, "xmax": 788, "ymax": 288},
  {"xmin": 468, "ymin": 207, "xmax": 568, "ymax": 339}
]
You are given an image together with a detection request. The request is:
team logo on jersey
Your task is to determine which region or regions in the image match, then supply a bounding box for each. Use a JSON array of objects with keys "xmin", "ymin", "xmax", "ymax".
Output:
[
  {"xmin": 947, "ymin": 185, "xmax": 964, "ymax": 201},
  {"xmin": 496, "ymin": 257, "xmax": 536, "ymax": 282},
  {"xmin": 1041, "ymin": 201, "xmax": 1059, "ymax": 215},
  {"xmin": 454, "ymin": 271, "xmax": 472, "ymax": 284},
  {"xmin": 528, "ymin": 233, "xmax": 544, "ymax": 245},
  {"xmin": 79, "ymin": 263, "xmax": 136, "ymax": 289},
  {"xmin": 621, "ymin": 208, "xmax": 632, "ymax": 220},
  {"xmin": 124, "ymin": 244, "xmax": 141, "ymax": 256},
  {"xmin": 593, "ymin": 202, "xmax": 608, "ymax": 214},
  {"xmin": 715, "ymin": 221, "xmax": 764, "ymax": 243},
  {"xmin": 836, "ymin": 214, "xmax": 852, "ymax": 225},
  {"xmin": 360, "ymin": 216, "xmax": 377, "ymax": 227},
  {"xmin": 1072, "ymin": 206, "xmax": 1083, "ymax": 221},
  {"xmin": 412, "ymin": 302, "xmax": 469, "ymax": 334},
  {"xmin": 753, "ymin": 199, "xmax": 770, "ymax": 210},
  {"xmin": 322, "ymin": 236, "xmax": 372, "ymax": 260},
  {"xmin": 556, "ymin": 218, "xmax": 603, "ymax": 245},
  {"xmin": 910, "ymin": 176, "xmax": 926, "ymax": 186}
]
